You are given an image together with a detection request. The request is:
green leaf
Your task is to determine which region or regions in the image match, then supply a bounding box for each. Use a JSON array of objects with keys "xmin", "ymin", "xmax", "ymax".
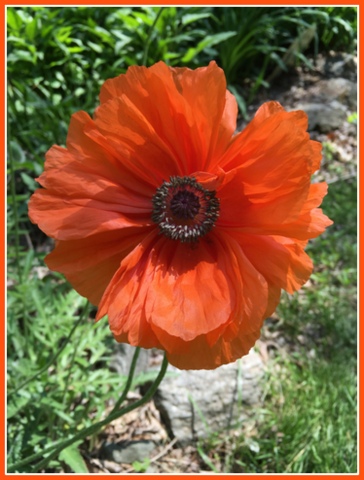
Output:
[
  {"xmin": 132, "ymin": 458, "xmax": 151, "ymax": 473},
  {"xmin": 182, "ymin": 31, "xmax": 236, "ymax": 62},
  {"xmin": 87, "ymin": 41, "xmax": 103, "ymax": 53},
  {"xmin": 59, "ymin": 444, "xmax": 88, "ymax": 473},
  {"xmin": 7, "ymin": 8, "xmax": 22, "ymax": 31},
  {"xmin": 25, "ymin": 18, "xmax": 38, "ymax": 41},
  {"xmin": 8, "ymin": 140, "xmax": 26, "ymax": 164},
  {"xmin": 54, "ymin": 26, "xmax": 72, "ymax": 43},
  {"xmin": 7, "ymin": 395, "xmax": 29, "ymax": 419},
  {"xmin": 74, "ymin": 87, "xmax": 85, "ymax": 97},
  {"xmin": 227, "ymin": 85, "xmax": 248, "ymax": 119},
  {"xmin": 55, "ymin": 71, "xmax": 65, "ymax": 83},
  {"xmin": 7, "ymin": 50, "xmax": 36, "ymax": 64},
  {"xmin": 20, "ymin": 172, "xmax": 37, "ymax": 191},
  {"xmin": 181, "ymin": 13, "xmax": 211, "ymax": 26}
]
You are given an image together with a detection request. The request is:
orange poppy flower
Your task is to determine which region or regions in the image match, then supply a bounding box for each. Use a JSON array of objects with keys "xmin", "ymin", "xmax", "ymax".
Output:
[{"xmin": 28, "ymin": 61, "xmax": 332, "ymax": 370}]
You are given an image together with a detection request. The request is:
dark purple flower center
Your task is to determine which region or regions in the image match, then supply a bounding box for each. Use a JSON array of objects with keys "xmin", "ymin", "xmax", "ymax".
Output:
[
  {"xmin": 152, "ymin": 176, "xmax": 220, "ymax": 243},
  {"xmin": 170, "ymin": 190, "xmax": 201, "ymax": 220}
]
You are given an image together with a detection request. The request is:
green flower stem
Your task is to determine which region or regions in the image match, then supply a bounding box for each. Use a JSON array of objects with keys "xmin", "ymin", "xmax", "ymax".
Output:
[
  {"xmin": 8, "ymin": 300, "xmax": 90, "ymax": 397},
  {"xmin": 141, "ymin": 7, "xmax": 164, "ymax": 66},
  {"xmin": 111, "ymin": 346, "xmax": 141, "ymax": 413},
  {"xmin": 8, "ymin": 352, "xmax": 169, "ymax": 473}
]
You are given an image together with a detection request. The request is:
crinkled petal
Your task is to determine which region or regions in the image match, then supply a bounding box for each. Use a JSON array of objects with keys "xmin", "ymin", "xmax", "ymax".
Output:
[
  {"xmin": 246, "ymin": 184, "xmax": 332, "ymax": 240},
  {"xmin": 221, "ymin": 101, "xmax": 321, "ymax": 174},
  {"xmin": 99, "ymin": 61, "xmax": 237, "ymax": 172},
  {"xmin": 37, "ymin": 145, "xmax": 152, "ymax": 215},
  {"xmin": 162, "ymin": 285, "xmax": 280, "ymax": 370},
  {"xmin": 236, "ymin": 233, "xmax": 313, "ymax": 294},
  {"xmin": 28, "ymin": 144, "xmax": 152, "ymax": 240},
  {"xmin": 249, "ymin": 102, "xmax": 322, "ymax": 174},
  {"xmin": 93, "ymin": 96, "xmax": 184, "ymax": 185},
  {"xmin": 145, "ymin": 234, "xmax": 243, "ymax": 341},
  {"xmin": 215, "ymin": 102, "xmax": 324, "ymax": 234},
  {"xmin": 67, "ymin": 111, "xmax": 157, "ymax": 195},
  {"xmin": 165, "ymin": 322, "xmax": 261, "ymax": 370},
  {"xmin": 218, "ymin": 170, "xmax": 332, "ymax": 239},
  {"xmin": 216, "ymin": 165, "xmax": 308, "ymax": 230},
  {"xmin": 171, "ymin": 63, "xmax": 237, "ymax": 169},
  {"xmin": 165, "ymin": 283, "xmax": 281, "ymax": 369},
  {"xmin": 97, "ymin": 231, "xmax": 268, "ymax": 350},
  {"xmin": 96, "ymin": 232, "xmax": 163, "ymax": 349},
  {"xmin": 45, "ymin": 228, "xmax": 151, "ymax": 305},
  {"xmin": 220, "ymin": 123, "xmax": 312, "ymax": 206},
  {"xmin": 148, "ymin": 231, "xmax": 268, "ymax": 341},
  {"xmin": 28, "ymin": 189, "xmax": 148, "ymax": 241}
]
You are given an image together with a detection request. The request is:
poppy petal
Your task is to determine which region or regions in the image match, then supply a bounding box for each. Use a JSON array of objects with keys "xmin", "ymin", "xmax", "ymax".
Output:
[
  {"xmin": 220, "ymin": 101, "xmax": 319, "ymax": 171},
  {"xmin": 45, "ymin": 228, "xmax": 151, "ymax": 305},
  {"xmin": 236, "ymin": 233, "xmax": 313, "ymax": 294},
  {"xmin": 171, "ymin": 62, "xmax": 237, "ymax": 169},
  {"xmin": 165, "ymin": 322, "xmax": 261, "ymax": 370},
  {"xmin": 217, "ymin": 140, "xmax": 332, "ymax": 239},
  {"xmin": 28, "ymin": 189, "xmax": 149, "ymax": 241},
  {"xmin": 67, "ymin": 111, "xmax": 157, "ymax": 195},
  {"xmin": 217, "ymin": 159, "xmax": 310, "ymax": 230},
  {"xmin": 221, "ymin": 182, "xmax": 332, "ymax": 240},
  {"xmin": 100, "ymin": 61, "xmax": 237, "ymax": 172},
  {"xmin": 93, "ymin": 96, "xmax": 184, "ymax": 184},
  {"xmin": 163, "ymin": 284, "xmax": 281, "ymax": 369},
  {"xmin": 147, "ymin": 232, "xmax": 268, "ymax": 342},
  {"xmin": 97, "ymin": 232, "xmax": 268, "ymax": 347},
  {"xmin": 96, "ymin": 232, "xmax": 164, "ymax": 349},
  {"xmin": 28, "ymin": 145, "xmax": 152, "ymax": 240},
  {"xmin": 37, "ymin": 145, "xmax": 152, "ymax": 214}
]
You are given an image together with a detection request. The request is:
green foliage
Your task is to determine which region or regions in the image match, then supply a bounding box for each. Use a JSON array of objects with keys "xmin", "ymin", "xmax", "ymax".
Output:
[
  {"xmin": 7, "ymin": 266, "xmax": 125, "ymax": 472},
  {"xmin": 7, "ymin": 266, "xmax": 167, "ymax": 472},
  {"xmin": 210, "ymin": 6, "xmax": 357, "ymax": 105},
  {"xmin": 59, "ymin": 443, "xmax": 89, "ymax": 473},
  {"xmin": 132, "ymin": 458, "xmax": 151, "ymax": 473},
  {"xmin": 317, "ymin": 7, "xmax": 357, "ymax": 52},
  {"xmin": 230, "ymin": 359, "xmax": 356, "ymax": 473}
]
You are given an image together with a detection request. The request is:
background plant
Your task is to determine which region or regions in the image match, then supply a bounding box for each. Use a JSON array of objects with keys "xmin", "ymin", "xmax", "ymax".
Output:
[{"xmin": 7, "ymin": 5, "xmax": 357, "ymax": 473}]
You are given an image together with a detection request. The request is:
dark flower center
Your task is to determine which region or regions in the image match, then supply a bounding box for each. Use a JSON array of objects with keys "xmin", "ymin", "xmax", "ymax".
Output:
[
  {"xmin": 152, "ymin": 176, "xmax": 220, "ymax": 243},
  {"xmin": 170, "ymin": 190, "xmax": 201, "ymax": 220}
]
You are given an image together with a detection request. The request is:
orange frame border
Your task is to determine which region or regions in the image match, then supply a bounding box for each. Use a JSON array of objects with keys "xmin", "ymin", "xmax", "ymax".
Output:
[{"xmin": 3, "ymin": 1, "xmax": 361, "ymax": 479}]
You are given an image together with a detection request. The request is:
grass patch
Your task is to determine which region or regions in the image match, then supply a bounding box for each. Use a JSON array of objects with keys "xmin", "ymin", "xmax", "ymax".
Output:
[{"xmin": 228, "ymin": 358, "xmax": 356, "ymax": 473}]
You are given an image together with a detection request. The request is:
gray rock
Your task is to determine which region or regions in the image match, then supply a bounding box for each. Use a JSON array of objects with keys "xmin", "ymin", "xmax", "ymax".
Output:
[
  {"xmin": 101, "ymin": 440, "xmax": 156, "ymax": 464},
  {"xmin": 154, "ymin": 350, "xmax": 264, "ymax": 445},
  {"xmin": 295, "ymin": 101, "xmax": 347, "ymax": 133},
  {"xmin": 305, "ymin": 78, "xmax": 357, "ymax": 110},
  {"xmin": 110, "ymin": 344, "xmax": 265, "ymax": 446},
  {"xmin": 320, "ymin": 78, "xmax": 357, "ymax": 109},
  {"xmin": 324, "ymin": 53, "xmax": 357, "ymax": 81}
]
